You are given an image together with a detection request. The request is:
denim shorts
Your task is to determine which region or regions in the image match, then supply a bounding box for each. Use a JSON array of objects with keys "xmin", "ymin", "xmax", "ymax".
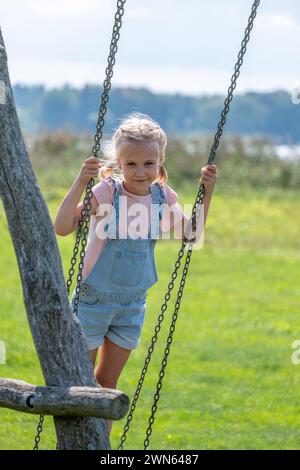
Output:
[{"xmin": 70, "ymin": 290, "xmax": 147, "ymax": 351}]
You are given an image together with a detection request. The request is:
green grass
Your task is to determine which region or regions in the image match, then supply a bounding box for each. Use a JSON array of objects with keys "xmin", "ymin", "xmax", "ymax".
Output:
[{"xmin": 0, "ymin": 183, "xmax": 300, "ymax": 450}]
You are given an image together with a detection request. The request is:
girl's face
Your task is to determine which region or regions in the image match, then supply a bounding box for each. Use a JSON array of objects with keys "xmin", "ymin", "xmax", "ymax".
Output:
[{"xmin": 117, "ymin": 140, "xmax": 161, "ymax": 195}]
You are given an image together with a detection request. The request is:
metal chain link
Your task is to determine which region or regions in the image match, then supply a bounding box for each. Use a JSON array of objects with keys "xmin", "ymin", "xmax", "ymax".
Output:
[
  {"xmin": 117, "ymin": 239, "xmax": 188, "ymax": 450},
  {"xmin": 33, "ymin": 414, "xmax": 44, "ymax": 450},
  {"xmin": 144, "ymin": 240, "xmax": 195, "ymax": 450},
  {"xmin": 208, "ymin": 0, "xmax": 260, "ymax": 165},
  {"xmin": 117, "ymin": 185, "xmax": 205, "ymax": 451},
  {"xmin": 67, "ymin": 0, "xmax": 127, "ymax": 317},
  {"xmin": 33, "ymin": 0, "xmax": 127, "ymax": 451},
  {"xmin": 117, "ymin": 0, "xmax": 261, "ymax": 450}
]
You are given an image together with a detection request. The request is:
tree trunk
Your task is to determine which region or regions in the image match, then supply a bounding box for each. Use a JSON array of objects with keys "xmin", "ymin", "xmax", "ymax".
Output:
[{"xmin": 0, "ymin": 26, "xmax": 115, "ymax": 450}]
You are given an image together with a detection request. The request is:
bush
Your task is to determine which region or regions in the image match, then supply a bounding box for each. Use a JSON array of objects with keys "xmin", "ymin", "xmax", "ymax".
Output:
[{"xmin": 26, "ymin": 131, "xmax": 300, "ymax": 192}]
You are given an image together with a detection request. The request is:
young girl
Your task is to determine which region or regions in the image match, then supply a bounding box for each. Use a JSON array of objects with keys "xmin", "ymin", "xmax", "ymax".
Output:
[{"xmin": 54, "ymin": 113, "xmax": 217, "ymax": 436}]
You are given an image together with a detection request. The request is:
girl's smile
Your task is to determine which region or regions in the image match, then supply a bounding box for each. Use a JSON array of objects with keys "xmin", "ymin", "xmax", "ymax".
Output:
[{"xmin": 118, "ymin": 140, "xmax": 161, "ymax": 196}]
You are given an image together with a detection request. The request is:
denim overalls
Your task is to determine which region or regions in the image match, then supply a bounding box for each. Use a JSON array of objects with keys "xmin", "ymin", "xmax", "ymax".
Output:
[{"xmin": 70, "ymin": 177, "xmax": 166, "ymax": 350}]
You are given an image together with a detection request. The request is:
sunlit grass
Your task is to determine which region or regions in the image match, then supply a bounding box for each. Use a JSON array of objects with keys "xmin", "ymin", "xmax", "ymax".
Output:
[{"xmin": 1, "ymin": 180, "xmax": 300, "ymax": 449}]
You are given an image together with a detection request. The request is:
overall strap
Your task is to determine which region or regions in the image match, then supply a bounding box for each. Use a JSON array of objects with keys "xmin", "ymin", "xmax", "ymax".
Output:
[
  {"xmin": 105, "ymin": 178, "xmax": 166, "ymax": 240},
  {"xmin": 105, "ymin": 177, "xmax": 122, "ymax": 239},
  {"xmin": 149, "ymin": 182, "xmax": 166, "ymax": 239}
]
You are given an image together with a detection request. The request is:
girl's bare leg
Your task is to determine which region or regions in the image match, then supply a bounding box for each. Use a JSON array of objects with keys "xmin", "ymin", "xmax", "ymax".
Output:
[{"xmin": 94, "ymin": 336, "xmax": 132, "ymax": 436}]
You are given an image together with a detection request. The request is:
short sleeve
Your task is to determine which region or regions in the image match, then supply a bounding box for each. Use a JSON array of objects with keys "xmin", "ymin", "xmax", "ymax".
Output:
[
  {"xmin": 161, "ymin": 183, "xmax": 178, "ymax": 206},
  {"xmin": 92, "ymin": 178, "xmax": 115, "ymax": 206},
  {"xmin": 160, "ymin": 184, "xmax": 184, "ymax": 233}
]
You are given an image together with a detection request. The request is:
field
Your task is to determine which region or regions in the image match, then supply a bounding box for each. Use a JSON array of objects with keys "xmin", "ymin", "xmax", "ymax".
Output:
[
  {"xmin": 0, "ymin": 135, "xmax": 300, "ymax": 449},
  {"xmin": 0, "ymin": 133, "xmax": 300, "ymax": 449}
]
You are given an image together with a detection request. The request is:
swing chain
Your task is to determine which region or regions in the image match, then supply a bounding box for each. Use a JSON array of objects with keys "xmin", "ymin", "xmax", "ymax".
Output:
[
  {"xmin": 67, "ymin": 0, "xmax": 127, "ymax": 317},
  {"xmin": 117, "ymin": 0, "xmax": 261, "ymax": 450},
  {"xmin": 209, "ymin": 0, "xmax": 260, "ymax": 164},
  {"xmin": 117, "ymin": 185, "xmax": 205, "ymax": 451},
  {"xmin": 33, "ymin": 0, "xmax": 127, "ymax": 451},
  {"xmin": 143, "ymin": 184, "xmax": 206, "ymax": 449},
  {"xmin": 117, "ymin": 239, "xmax": 188, "ymax": 450},
  {"xmin": 33, "ymin": 414, "xmax": 44, "ymax": 451},
  {"xmin": 144, "ymin": 240, "xmax": 195, "ymax": 450}
]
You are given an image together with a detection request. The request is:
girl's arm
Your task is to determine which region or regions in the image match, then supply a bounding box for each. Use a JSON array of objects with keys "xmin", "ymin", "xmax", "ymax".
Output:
[
  {"xmin": 178, "ymin": 164, "xmax": 217, "ymax": 242},
  {"xmin": 202, "ymin": 190, "xmax": 214, "ymax": 225},
  {"xmin": 199, "ymin": 164, "xmax": 217, "ymax": 225},
  {"xmin": 54, "ymin": 157, "xmax": 101, "ymax": 236}
]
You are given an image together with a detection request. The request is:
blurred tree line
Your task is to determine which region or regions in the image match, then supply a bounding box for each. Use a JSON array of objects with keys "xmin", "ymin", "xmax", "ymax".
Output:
[{"xmin": 13, "ymin": 84, "xmax": 300, "ymax": 144}]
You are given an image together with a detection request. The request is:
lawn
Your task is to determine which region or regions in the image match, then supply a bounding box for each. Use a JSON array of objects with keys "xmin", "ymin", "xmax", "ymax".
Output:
[{"xmin": 0, "ymin": 184, "xmax": 300, "ymax": 450}]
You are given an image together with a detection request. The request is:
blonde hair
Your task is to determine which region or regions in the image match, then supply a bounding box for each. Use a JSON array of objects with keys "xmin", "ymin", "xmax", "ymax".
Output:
[{"xmin": 99, "ymin": 112, "xmax": 168, "ymax": 184}]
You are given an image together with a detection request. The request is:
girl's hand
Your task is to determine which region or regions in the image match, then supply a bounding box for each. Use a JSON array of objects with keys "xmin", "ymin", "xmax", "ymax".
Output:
[
  {"xmin": 199, "ymin": 164, "xmax": 218, "ymax": 194},
  {"xmin": 78, "ymin": 156, "xmax": 101, "ymax": 185}
]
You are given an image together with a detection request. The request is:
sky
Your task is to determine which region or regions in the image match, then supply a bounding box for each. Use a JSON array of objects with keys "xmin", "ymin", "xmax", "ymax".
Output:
[{"xmin": 1, "ymin": 0, "xmax": 300, "ymax": 96}]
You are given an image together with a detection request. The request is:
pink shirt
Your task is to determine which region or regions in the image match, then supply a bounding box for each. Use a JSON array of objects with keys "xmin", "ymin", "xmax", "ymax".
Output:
[{"xmin": 81, "ymin": 178, "xmax": 185, "ymax": 281}]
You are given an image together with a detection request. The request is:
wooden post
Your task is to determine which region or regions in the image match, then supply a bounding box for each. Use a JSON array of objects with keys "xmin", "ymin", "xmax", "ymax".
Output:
[{"xmin": 0, "ymin": 26, "xmax": 125, "ymax": 450}]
